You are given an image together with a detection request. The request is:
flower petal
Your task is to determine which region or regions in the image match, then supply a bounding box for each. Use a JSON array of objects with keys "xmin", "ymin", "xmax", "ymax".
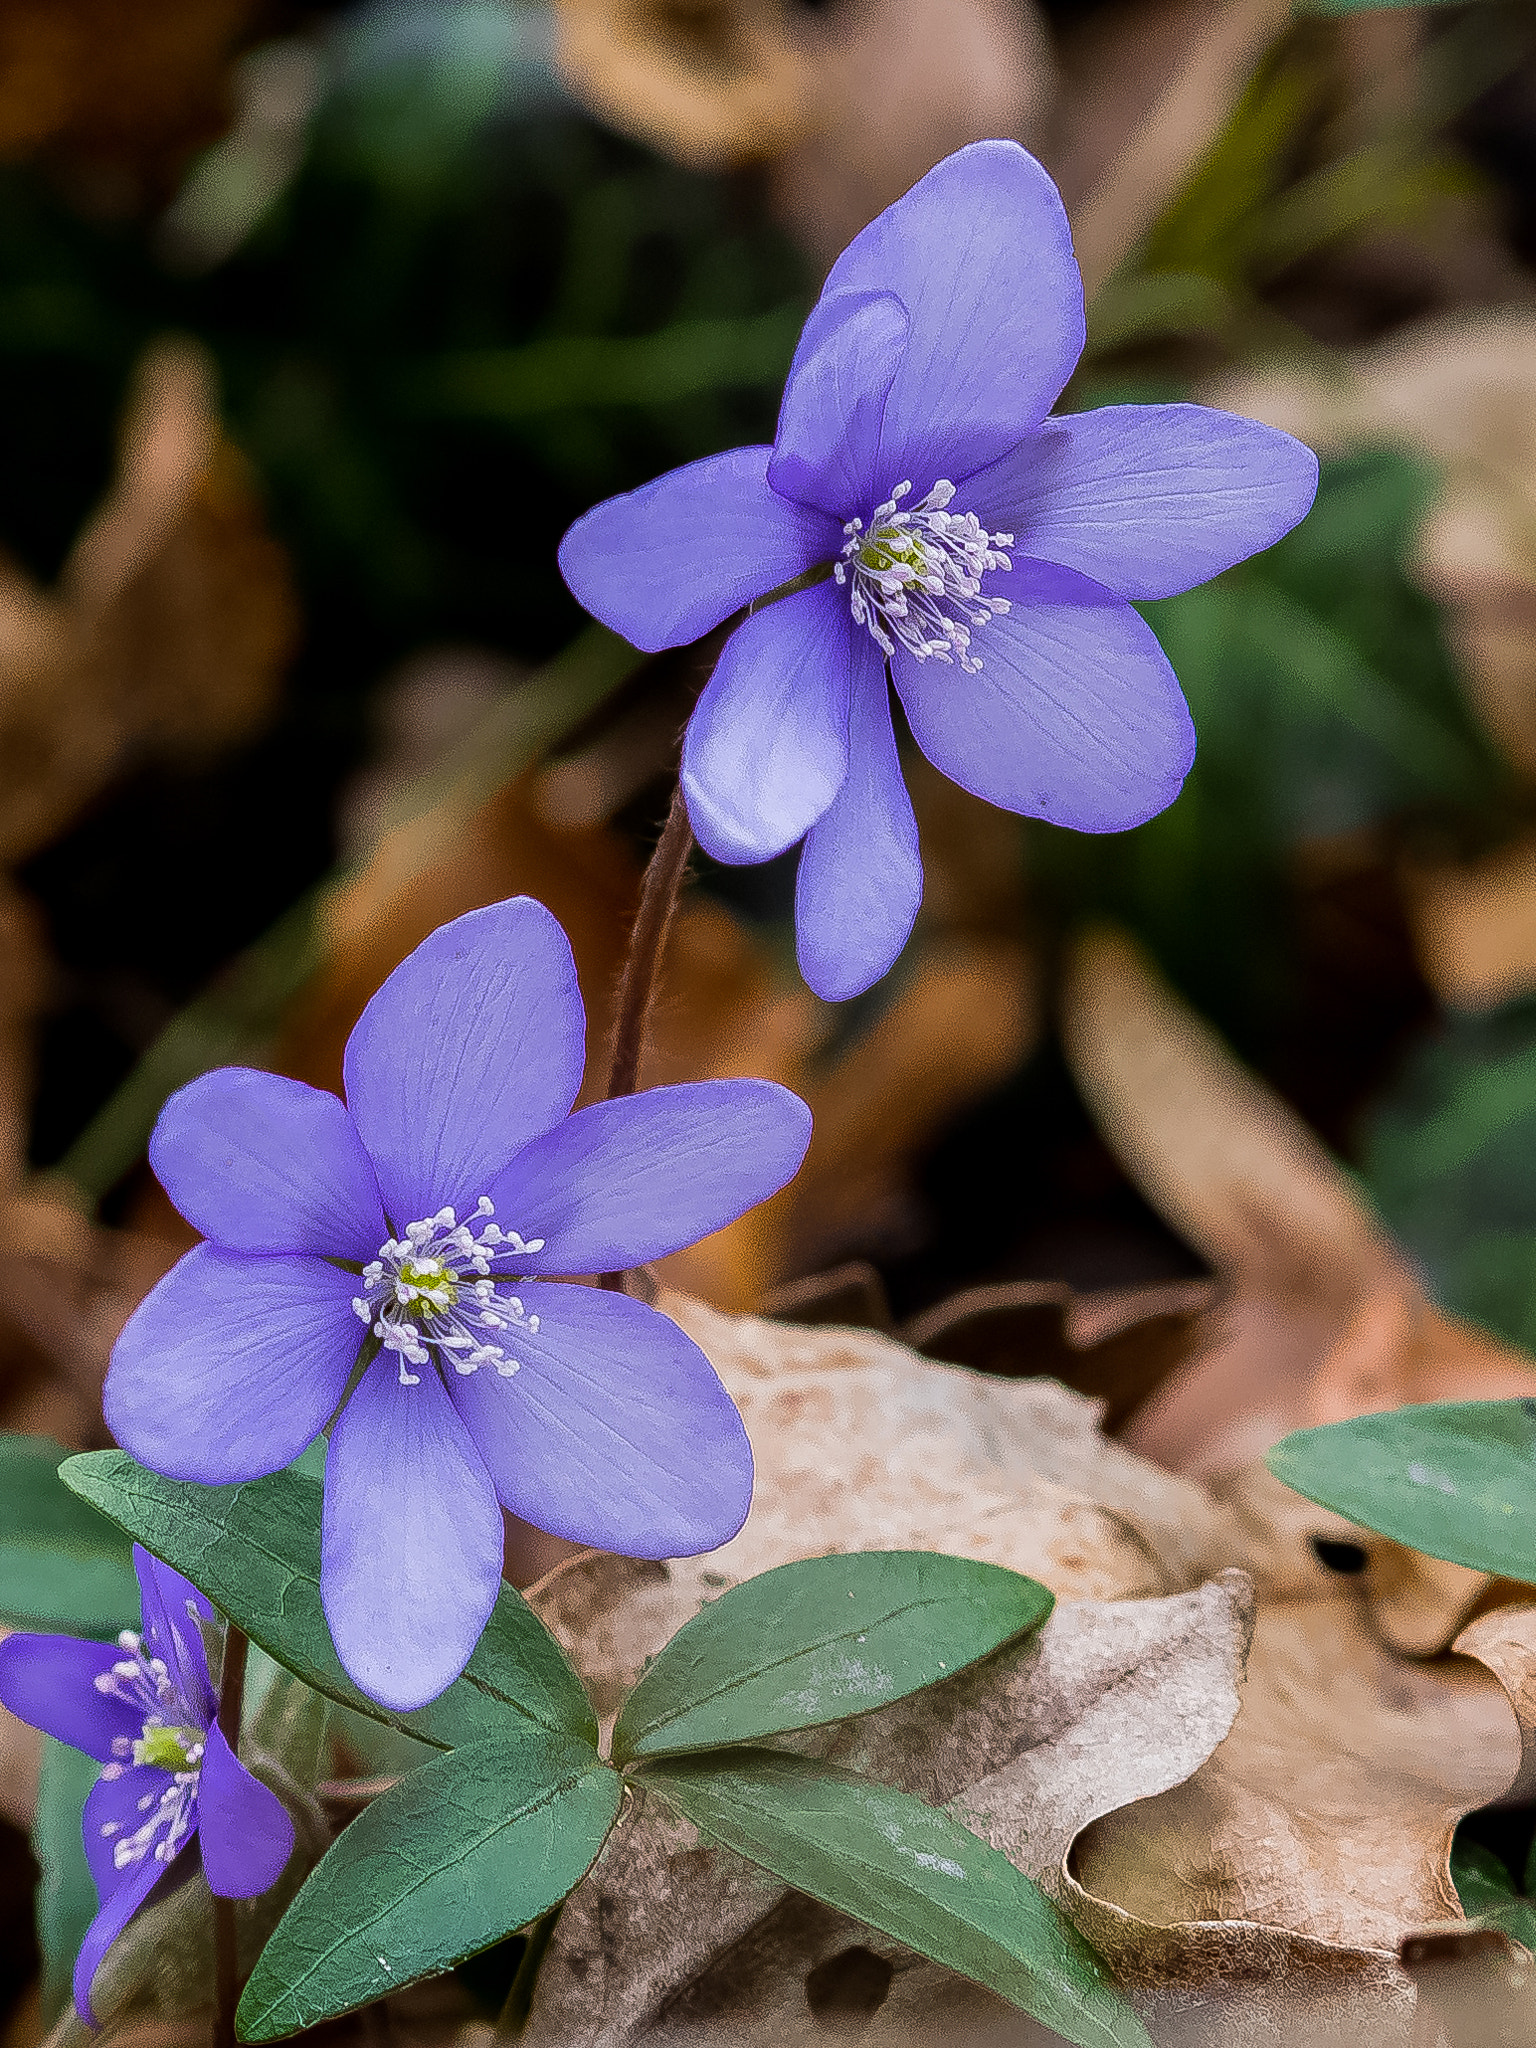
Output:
[
  {"xmin": 105, "ymin": 1245, "xmax": 362, "ymax": 1484},
  {"xmin": 0, "ymin": 1635, "xmax": 139, "ymax": 1759},
  {"xmin": 893, "ymin": 558, "xmax": 1195, "ymax": 832},
  {"xmin": 448, "ymin": 1283, "xmax": 752, "ymax": 1558},
  {"xmin": 558, "ymin": 446, "xmax": 841, "ymax": 652},
  {"xmin": 796, "ymin": 654, "xmax": 922, "ymax": 1002},
  {"xmin": 150, "ymin": 1068, "xmax": 387, "ymax": 1260},
  {"xmin": 75, "ymin": 1769, "xmax": 183, "ymax": 2021},
  {"xmin": 962, "ymin": 404, "xmax": 1321, "ymax": 601},
  {"xmin": 134, "ymin": 1547, "xmax": 215, "ymax": 1726},
  {"xmin": 321, "ymin": 1358, "xmax": 505, "ymax": 1711},
  {"xmin": 768, "ymin": 291, "xmax": 908, "ymax": 519},
  {"xmin": 681, "ymin": 580, "xmax": 856, "ymax": 863},
  {"xmin": 198, "ymin": 1723, "xmax": 295, "ymax": 1896},
  {"xmin": 819, "ymin": 140, "xmax": 1084, "ymax": 498},
  {"xmin": 343, "ymin": 897, "xmax": 586, "ymax": 1228},
  {"xmin": 488, "ymin": 1080, "xmax": 812, "ymax": 1275}
]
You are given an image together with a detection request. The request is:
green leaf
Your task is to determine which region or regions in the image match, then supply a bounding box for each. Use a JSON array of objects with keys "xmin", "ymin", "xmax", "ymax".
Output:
[
  {"xmin": 0, "ymin": 1434, "xmax": 138, "ymax": 1634},
  {"xmin": 60, "ymin": 1452, "xmax": 594, "ymax": 1749},
  {"xmin": 642, "ymin": 1751, "xmax": 1150, "ymax": 2048},
  {"xmin": 32, "ymin": 1735, "xmax": 102, "ymax": 2024},
  {"xmin": 1451, "ymin": 1837, "xmax": 1536, "ymax": 1952},
  {"xmin": 236, "ymin": 1731, "xmax": 621, "ymax": 2039},
  {"xmin": 613, "ymin": 1551, "xmax": 1053, "ymax": 1763},
  {"xmin": 1266, "ymin": 1402, "xmax": 1536, "ymax": 1581}
]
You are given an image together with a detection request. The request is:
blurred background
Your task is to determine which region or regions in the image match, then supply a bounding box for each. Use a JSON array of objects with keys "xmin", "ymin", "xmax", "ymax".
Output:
[{"xmin": 0, "ymin": 0, "xmax": 1535, "ymax": 2033}]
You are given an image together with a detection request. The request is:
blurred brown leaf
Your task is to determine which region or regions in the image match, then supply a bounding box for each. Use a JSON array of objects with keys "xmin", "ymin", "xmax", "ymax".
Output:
[
  {"xmin": 0, "ymin": 0, "xmax": 265, "ymax": 203},
  {"xmin": 1061, "ymin": 927, "xmax": 1536, "ymax": 1485},
  {"xmin": 0, "ymin": 336, "xmax": 295, "ymax": 867}
]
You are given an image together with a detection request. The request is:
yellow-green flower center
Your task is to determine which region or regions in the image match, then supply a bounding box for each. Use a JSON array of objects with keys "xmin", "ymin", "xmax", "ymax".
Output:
[
  {"xmin": 857, "ymin": 524, "xmax": 929, "ymax": 578},
  {"xmin": 132, "ymin": 1723, "xmax": 202, "ymax": 1772},
  {"xmin": 398, "ymin": 1256, "xmax": 458, "ymax": 1316}
]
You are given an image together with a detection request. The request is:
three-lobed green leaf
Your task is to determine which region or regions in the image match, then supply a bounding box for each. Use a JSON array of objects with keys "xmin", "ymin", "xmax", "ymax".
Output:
[
  {"xmin": 642, "ymin": 1750, "xmax": 1152, "ymax": 2048},
  {"xmin": 613, "ymin": 1550, "xmax": 1053, "ymax": 1763},
  {"xmin": 237, "ymin": 1730, "xmax": 622, "ymax": 2040},
  {"xmin": 60, "ymin": 1451, "xmax": 593, "ymax": 1749},
  {"xmin": 0, "ymin": 1434, "xmax": 138, "ymax": 1634},
  {"xmin": 1267, "ymin": 1401, "xmax": 1536, "ymax": 1582}
]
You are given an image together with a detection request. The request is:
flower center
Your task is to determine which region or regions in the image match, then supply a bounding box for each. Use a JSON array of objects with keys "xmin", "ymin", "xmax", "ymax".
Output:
[
  {"xmin": 354, "ymin": 1197, "xmax": 546, "ymax": 1387},
  {"xmin": 93, "ymin": 1628, "xmax": 206, "ymax": 1871},
  {"xmin": 835, "ymin": 481, "xmax": 1013, "ymax": 674},
  {"xmin": 133, "ymin": 1722, "xmax": 202, "ymax": 1772}
]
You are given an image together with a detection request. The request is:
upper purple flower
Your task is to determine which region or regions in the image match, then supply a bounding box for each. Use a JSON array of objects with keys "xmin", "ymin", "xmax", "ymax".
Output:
[
  {"xmin": 0, "ymin": 1545, "xmax": 293, "ymax": 2022},
  {"xmin": 103, "ymin": 897, "xmax": 812, "ymax": 1712},
  {"xmin": 558, "ymin": 140, "xmax": 1319, "ymax": 1003}
]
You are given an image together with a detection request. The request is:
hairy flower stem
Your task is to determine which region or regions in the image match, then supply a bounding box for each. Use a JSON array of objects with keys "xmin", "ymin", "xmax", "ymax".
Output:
[
  {"xmin": 212, "ymin": 1626, "xmax": 250, "ymax": 2048},
  {"xmin": 600, "ymin": 780, "xmax": 693, "ymax": 1290}
]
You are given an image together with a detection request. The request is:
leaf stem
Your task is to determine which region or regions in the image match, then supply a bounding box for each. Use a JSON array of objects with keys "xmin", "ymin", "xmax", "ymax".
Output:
[
  {"xmin": 213, "ymin": 1624, "xmax": 250, "ymax": 2048},
  {"xmin": 599, "ymin": 781, "xmax": 693, "ymax": 1289}
]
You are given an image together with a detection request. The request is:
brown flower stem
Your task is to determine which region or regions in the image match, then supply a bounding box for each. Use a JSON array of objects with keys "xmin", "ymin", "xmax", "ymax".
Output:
[
  {"xmin": 213, "ymin": 1624, "xmax": 250, "ymax": 2048},
  {"xmin": 600, "ymin": 780, "xmax": 693, "ymax": 1289}
]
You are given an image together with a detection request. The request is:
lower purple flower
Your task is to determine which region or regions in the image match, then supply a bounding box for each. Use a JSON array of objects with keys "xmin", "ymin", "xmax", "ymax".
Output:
[
  {"xmin": 0, "ymin": 1546, "xmax": 293, "ymax": 2023},
  {"xmin": 104, "ymin": 896, "xmax": 813, "ymax": 1712}
]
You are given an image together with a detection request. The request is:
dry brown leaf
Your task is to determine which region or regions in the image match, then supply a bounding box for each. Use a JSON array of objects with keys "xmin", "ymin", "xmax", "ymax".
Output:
[{"xmin": 1061, "ymin": 927, "xmax": 1536, "ymax": 1491}]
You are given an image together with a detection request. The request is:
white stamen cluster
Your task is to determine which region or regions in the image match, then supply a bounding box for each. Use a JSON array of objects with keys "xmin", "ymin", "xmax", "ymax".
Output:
[
  {"xmin": 836, "ymin": 480, "xmax": 1013, "ymax": 674},
  {"xmin": 352, "ymin": 1197, "xmax": 545, "ymax": 1387},
  {"xmin": 92, "ymin": 1626, "xmax": 205, "ymax": 1872}
]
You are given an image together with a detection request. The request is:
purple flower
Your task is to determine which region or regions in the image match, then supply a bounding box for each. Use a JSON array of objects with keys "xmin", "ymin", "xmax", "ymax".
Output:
[
  {"xmin": 558, "ymin": 141, "xmax": 1319, "ymax": 1002},
  {"xmin": 0, "ymin": 1545, "xmax": 293, "ymax": 2022},
  {"xmin": 103, "ymin": 897, "xmax": 812, "ymax": 1712}
]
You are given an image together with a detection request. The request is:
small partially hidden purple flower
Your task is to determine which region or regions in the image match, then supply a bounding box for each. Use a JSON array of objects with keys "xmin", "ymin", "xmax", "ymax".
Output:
[
  {"xmin": 558, "ymin": 140, "xmax": 1320, "ymax": 1004},
  {"xmin": 104, "ymin": 897, "xmax": 812, "ymax": 1712},
  {"xmin": 0, "ymin": 1546, "xmax": 293, "ymax": 2022}
]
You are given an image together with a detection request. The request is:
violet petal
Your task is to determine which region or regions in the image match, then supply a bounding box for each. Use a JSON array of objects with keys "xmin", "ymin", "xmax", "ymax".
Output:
[
  {"xmin": 893, "ymin": 557, "xmax": 1195, "ymax": 832},
  {"xmin": 768, "ymin": 291, "xmax": 908, "ymax": 519},
  {"xmin": 819, "ymin": 140, "xmax": 1084, "ymax": 498},
  {"xmin": 962, "ymin": 404, "xmax": 1321, "ymax": 600},
  {"xmin": 342, "ymin": 897, "xmax": 586, "ymax": 1228},
  {"xmin": 681, "ymin": 579, "xmax": 856, "ymax": 863},
  {"xmin": 81, "ymin": 1764, "xmax": 177, "ymax": 1902},
  {"xmin": 488, "ymin": 1080, "xmax": 812, "ymax": 1275},
  {"xmin": 198, "ymin": 1723, "xmax": 295, "ymax": 1896},
  {"xmin": 321, "ymin": 1357, "xmax": 505, "ymax": 1711},
  {"xmin": 448, "ymin": 1282, "xmax": 752, "ymax": 1558},
  {"xmin": 105, "ymin": 1245, "xmax": 362, "ymax": 1485},
  {"xmin": 134, "ymin": 1547, "xmax": 216, "ymax": 1726},
  {"xmin": 795, "ymin": 652, "xmax": 921, "ymax": 1002},
  {"xmin": 558, "ymin": 446, "xmax": 840, "ymax": 653},
  {"xmin": 73, "ymin": 1801, "xmax": 177, "ymax": 2023},
  {"xmin": 150, "ymin": 1068, "xmax": 387, "ymax": 1260},
  {"xmin": 0, "ymin": 1635, "xmax": 139, "ymax": 1760}
]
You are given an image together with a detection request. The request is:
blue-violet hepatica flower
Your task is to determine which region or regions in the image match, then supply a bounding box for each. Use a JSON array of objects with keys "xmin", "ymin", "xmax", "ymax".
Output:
[
  {"xmin": 0, "ymin": 1545, "xmax": 293, "ymax": 2021},
  {"xmin": 558, "ymin": 140, "xmax": 1320, "ymax": 1002},
  {"xmin": 104, "ymin": 897, "xmax": 812, "ymax": 1711}
]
